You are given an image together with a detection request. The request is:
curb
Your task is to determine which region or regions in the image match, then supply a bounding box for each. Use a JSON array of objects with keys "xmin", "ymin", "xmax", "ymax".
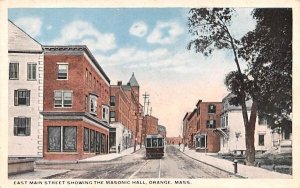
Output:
[
  {"xmin": 78, "ymin": 147, "xmax": 142, "ymax": 163},
  {"xmin": 179, "ymin": 149, "xmax": 246, "ymax": 179},
  {"xmin": 42, "ymin": 170, "xmax": 71, "ymax": 179}
]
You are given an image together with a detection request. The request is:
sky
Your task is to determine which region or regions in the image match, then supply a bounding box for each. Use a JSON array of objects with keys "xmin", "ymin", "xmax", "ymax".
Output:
[{"xmin": 8, "ymin": 8, "xmax": 257, "ymax": 137}]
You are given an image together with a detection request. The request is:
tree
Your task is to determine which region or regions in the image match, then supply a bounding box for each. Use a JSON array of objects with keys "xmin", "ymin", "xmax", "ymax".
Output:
[
  {"xmin": 187, "ymin": 8, "xmax": 257, "ymax": 165},
  {"xmin": 187, "ymin": 8, "xmax": 292, "ymax": 165},
  {"xmin": 239, "ymin": 9, "xmax": 292, "ymax": 135}
]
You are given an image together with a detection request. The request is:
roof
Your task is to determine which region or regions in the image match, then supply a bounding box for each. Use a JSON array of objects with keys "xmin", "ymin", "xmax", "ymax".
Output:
[
  {"xmin": 8, "ymin": 20, "xmax": 43, "ymax": 53},
  {"xmin": 43, "ymin": 45, "xmax": 110, "ymax": 83},
  {"xmin": 127, "ymin": 73, "xmax": 139, "ymax": 87}
]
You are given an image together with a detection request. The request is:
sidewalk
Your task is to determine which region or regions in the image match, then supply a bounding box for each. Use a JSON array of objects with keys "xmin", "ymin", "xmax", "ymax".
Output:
[
  {"xmin": 179, "ymin": 146, "xmax": 292, "ymax": 179},
  {"xmin": 8, "ymin": 169, "xmax": 70, "ymax": 179},
  {"xmin": 10, "ymin": 146, "xmax": 141, "ymax": 179},
  {"xmin": 79, "ymin": 145, "xmax": 141, "ymax": 163}
]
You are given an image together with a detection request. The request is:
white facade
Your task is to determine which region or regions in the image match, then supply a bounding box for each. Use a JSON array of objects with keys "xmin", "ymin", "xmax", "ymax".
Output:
[
  {"xmin": 109, "ymin": 122, "xmax": 131, "ymax": 151},
  {"xmin": 218, "ymin": 94, "xmax": 273, "ymax": 154},
  {"xmin": 8, "ymin": 21, "xmax": 44, "ymax": 158}
]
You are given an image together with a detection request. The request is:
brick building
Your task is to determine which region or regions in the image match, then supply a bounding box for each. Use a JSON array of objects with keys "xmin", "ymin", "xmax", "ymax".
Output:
[
  {"xmin": 183, "ymin": 100, "xmax": 222, "ymax": 153},
  {"xmin": 42, "ymin": 45, "xmax": 111, "ymax": 160},
  {"xmin": 182, "ymin": 112, "xmax": 191, "ymax": 146},
  {"xmin": 8, "ymin": 20, "xmax": 44, "ymax": 159},
  {"xmin": 109, "ymin": 75, "xmax": 142, "ymax": 151},
  {"xmin": 144, "ymin": 115, "xmax": 158, "ymax": 135},
  {"xmin": 166, "ymin": 136, "xmax": 182, "ymax": 145}
]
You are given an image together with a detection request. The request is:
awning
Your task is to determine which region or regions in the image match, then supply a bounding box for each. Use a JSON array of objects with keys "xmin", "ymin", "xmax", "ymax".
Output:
[{"xmin": 213, "ymin": 128, "xmax": 229, "ymax": 139}]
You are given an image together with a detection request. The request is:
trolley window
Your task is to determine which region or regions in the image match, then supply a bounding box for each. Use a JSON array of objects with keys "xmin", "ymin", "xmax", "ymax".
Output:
[
  {"xmin": 158, "ymin": 138, "xmax": 163, "ymax": 147},
  {"xmin": 152, "ymin": 138, "xmax": 158, "ymax": 147},
  {"xmin": 147, "ymin": 138, "xmax": 152, "ymax": 147}
]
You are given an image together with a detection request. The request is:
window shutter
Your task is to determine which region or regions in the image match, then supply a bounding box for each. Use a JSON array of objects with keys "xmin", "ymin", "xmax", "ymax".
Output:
[
  {"xmin": 14, "ymin": 117, "xmax": 19, "ymax": 135},
  {"xmin": 9, "ymin": 64, "xmax": 12, "ymax": 79},
  {"xmin": 14, "ymin": 90, "xmax": 18, "ymax": 106},
  {"xmin": 25, "ymin": 118, "xmax": 31, "ymax": 136},
  {"xmin": 213, "ymin": 120, "xmax": 216, "ymax": 128},
  {"xmin": 26, "ymin": 90, "xmax": 30, "ymax": 106}
]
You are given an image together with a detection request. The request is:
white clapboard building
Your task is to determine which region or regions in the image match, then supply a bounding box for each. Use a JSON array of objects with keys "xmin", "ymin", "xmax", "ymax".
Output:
[{"xmin": 8, "ymin": 20, "xmax": 44, "ymax": 159}]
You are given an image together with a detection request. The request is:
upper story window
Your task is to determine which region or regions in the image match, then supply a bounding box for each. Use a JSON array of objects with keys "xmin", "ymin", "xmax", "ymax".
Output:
[
  {"xmin": 206, "ymin": 119, "xmax": 216, "ymax": 129},
  {"xmin": 102, "ymin": 105, "xmax": 109, "ymax": 122},
  {"xmin": 110, "ymin": 96, "xmax": 116, "ymax": 106},
  {"xmin": 110, "ymin": 111, "xmax": 116, "ymax": 122},
  {"xmin": 208, "ymin": 104, "xmax": 216, "ymax": 113},
  {"xmin": 9, "ymin": 62, "xmax": 19, "ymax": 80},
  {"xmin": 14, "ymin": 117, "xmax": 31, "ymax": 136},
  {"xmin": 258, "ymin": 134, "xmax": 265, "ymax": 146},
  {"xmin": 258, "ymin": 116, "xmax": 268, "ymax": 125},
  {"xmin": 14, "ymin": 89, "xmax": 30, "ymax": 106},
  {"xmin": 57, "ymin": 63, "xmax": 68, "ymax": 80},
  {"xmin": 27, "ymin": 63, "xmax": 37, "ymax": 80},
  {"xmin": 89, "ymin": 95, "xmax": 98, "ymax": 115},
  {"xmin": 54, "ymin": 90, "xmax": 72, "ymax": 108}
]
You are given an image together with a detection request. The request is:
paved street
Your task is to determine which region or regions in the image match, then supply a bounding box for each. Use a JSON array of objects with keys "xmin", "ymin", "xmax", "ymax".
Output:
[{"xmin": 36, "ymin": 145, "xmax": 239, "ymax": 179}]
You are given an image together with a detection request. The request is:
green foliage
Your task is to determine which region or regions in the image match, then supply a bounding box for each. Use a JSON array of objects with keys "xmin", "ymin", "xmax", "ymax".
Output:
[
  {"xmin": 239, "ymin": 8, "xmax": 292, "ymax": 129},
  {"xmin": 187, "ymin": 8, "xmax": 238, "ymax": 56}
]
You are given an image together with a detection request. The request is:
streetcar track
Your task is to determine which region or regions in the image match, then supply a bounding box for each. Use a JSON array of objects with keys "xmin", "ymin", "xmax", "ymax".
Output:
[{"xmin": 128, "ymin": 159, "xmax": 149, "ymax": 179}]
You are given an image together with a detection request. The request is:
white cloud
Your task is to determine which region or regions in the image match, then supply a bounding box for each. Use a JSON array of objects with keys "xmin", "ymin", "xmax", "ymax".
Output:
[
  {"xmin": 129, "ymin": 21, "xmax": 148, "ymax": 37},
  {"xmin": 14, "ymin": 17, "xmax": 42, "ymax": 38},
  {"xmin": 51, "ymin": 20, "xmax": 116, "ymax": 52},
  {"xmin": 147, "ymin": 21, "xmax": 184, "ymax": 44},
  {"xmin": 99, "ymin": 47, "xmax": 169, "ymax": 66}
]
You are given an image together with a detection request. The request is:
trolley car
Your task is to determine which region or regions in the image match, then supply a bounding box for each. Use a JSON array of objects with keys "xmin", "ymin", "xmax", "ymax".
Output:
[{"xmin": 145, "ymin": 134, "xmax": 164, "ymax": 158}]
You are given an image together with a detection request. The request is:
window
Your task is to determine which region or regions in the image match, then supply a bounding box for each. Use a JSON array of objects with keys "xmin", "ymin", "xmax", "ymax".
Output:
[
  {"xmin": 258, "ymin": 134, "xmax": 265, "ymax": 146},
  {"xmin": 90, "ymin": 130, "xmax": 95, "ymax": 152},
  {"xmin": 14, "ymin": 117, "xmax": 31, "ymax": 136},
  {"xmin": 14, "ymin": 90, "xmax": 30, "ymax": 106},
  {"xmin": 208, "ymin": 104, "xmax": 216, "ymax": 113},
  {"xmin": 85, "ymin": 69, "xmax": 88, "ymax": 82},
  {"xmin": 90, "ymin": 95, "xmax": 98, "ymax": 115},
  {"xmin": 102, "ymin": 105, "xmax": 109, "ymax": 121},
  {"xmin": 89, "ymin": 72, "xmax": 92, "ymax": 87},
  {"xmin": 110, "ymin": 96, "xmax": 116, "ymax": 106},
  {"xmin": 48, "ymin": 126, "xmax": 77, "ymax": 152},
  {"xmin": 83, "ymin": 128, "xmax": 89, "ymax": 152},
  {"xmin": 48, "ymin": 127, "xmax": 61, "ymax": 151},
  {"xmin": 9, "ymin": 63, "xmax": 19, "ymax": 80},
  {"xmin": 96, "ymin": 132, "xmax": 101, "ymax": 153},
  {"xmin": 258, "ymin": 117, "xmax": 267, "ymax": 125},
  {"xmin": 57, "ymin": 64, "xmax": 68, "ymax": 79},
  {"xmin": 54, "ymin": 91, "xmax": 72, "ymax": 107},
  {"xmin": 110, "ymin": 111, "xmax": 116, "ymax": 122},
  {"xmin": 206, "ymin": 119, "xmax": 216, "ymax": 128},
  {"xmin": 196, "ymin": 134, "xmax": 207, "ymax": 148},
  {"xmin": 63, "ymin": 127, "xmax": 77, "ymax": 151},
  {"xmin": 27, "ymin": 63, "xmax": 36, "ymax": 80}
]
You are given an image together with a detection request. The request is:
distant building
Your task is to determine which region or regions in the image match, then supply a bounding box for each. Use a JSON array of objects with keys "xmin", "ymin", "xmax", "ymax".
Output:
[
  {"xmin": 157, "ymin": 125, "xmax": 166, "ymax": 138},
  {"xmin": 42, "ymin": 45, "xmax": 110, "ymax": 160},
  {"xmin": 182, "ymin": 112, "xmax": 191, "ymax": 145},
  {"xmin": 166, "ymin": 136, "xmax": 182, "ymax": 145},
  {"xmin": 144, "ymin": 115, "xmax": 159, "ymax": 135},
  {"xmin": 8, "ymin": 20, "xmax": 44, "ymax": 159},
  {"xmin": 183, "ymin": 100, "xmax": 222, "ymax": 153},
  {"xmin": 215, "ymin": 93, "xmax": 274, "ymax": 155},
  {"xmin": 109, "ymin": 75, "xmax": 142, "ymax": 151}
]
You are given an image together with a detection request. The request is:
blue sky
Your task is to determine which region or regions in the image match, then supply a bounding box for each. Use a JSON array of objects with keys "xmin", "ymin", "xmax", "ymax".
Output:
[{"xmin": 9, "ymin": 8, "xmax": 256, "ymax": 137}]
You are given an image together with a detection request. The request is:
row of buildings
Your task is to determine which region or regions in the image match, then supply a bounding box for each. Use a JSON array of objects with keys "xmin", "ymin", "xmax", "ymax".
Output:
[
  {"xmin": 8, "ymin": 20, "xmax": 166, "ymax": 161},
  {"xmin": 182, "ymin": 93, "xmax": 293, "ymax": 155}
]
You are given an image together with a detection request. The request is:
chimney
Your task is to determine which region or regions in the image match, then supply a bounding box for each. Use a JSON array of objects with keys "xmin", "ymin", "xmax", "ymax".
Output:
[{"xmin": 117, "ymin": 81, "xmax": 122, "ymax": 86}]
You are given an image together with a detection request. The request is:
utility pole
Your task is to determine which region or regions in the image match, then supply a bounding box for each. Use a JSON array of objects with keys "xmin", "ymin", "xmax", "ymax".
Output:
[
  {"xmin": 146, "ymin": 99, "xmax": 151, "ymax": 115},
  {"xmin": 142, "ymin": 92, "xmax": 149, "ymax": 147}
]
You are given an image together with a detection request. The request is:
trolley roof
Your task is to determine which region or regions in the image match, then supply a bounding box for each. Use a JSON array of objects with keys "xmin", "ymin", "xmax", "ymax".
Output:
[{"xmin": 145, "ymin": 134, "xmax": 164, "ymax": 138}]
